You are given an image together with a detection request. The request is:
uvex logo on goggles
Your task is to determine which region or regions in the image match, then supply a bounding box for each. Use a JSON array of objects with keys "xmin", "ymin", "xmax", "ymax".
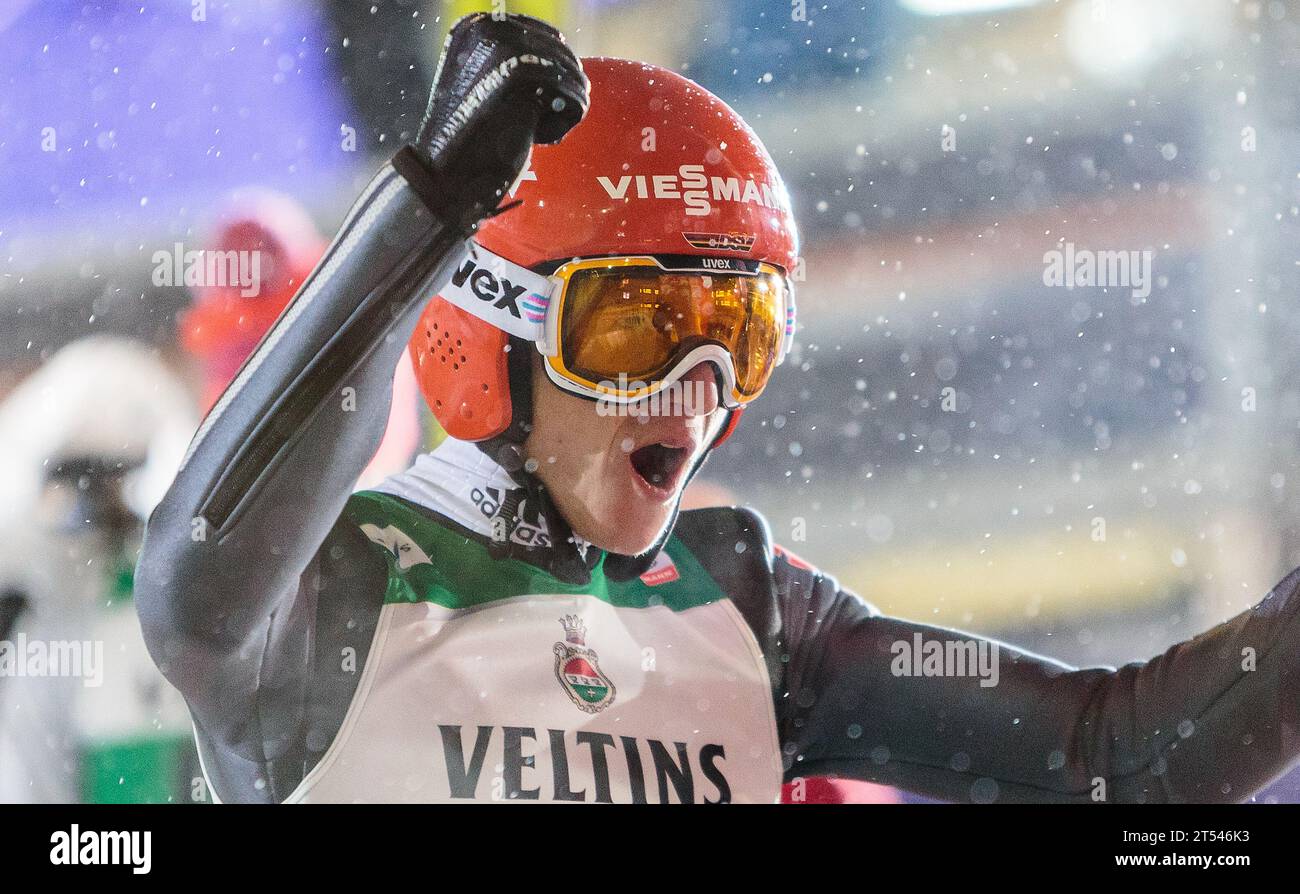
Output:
[
  {"xmin": 450, "ymin": 258, "xmax": 526, "ymax": 317},
  {"xmin": 439, "ymin": 246, "xmax": 553, "ymax": 342}
]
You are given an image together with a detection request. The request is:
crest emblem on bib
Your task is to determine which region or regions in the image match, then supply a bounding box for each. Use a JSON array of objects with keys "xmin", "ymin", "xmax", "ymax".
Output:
[{"xmin": 553, "ymin": 615, "xmax": 616, "ymax": 713}]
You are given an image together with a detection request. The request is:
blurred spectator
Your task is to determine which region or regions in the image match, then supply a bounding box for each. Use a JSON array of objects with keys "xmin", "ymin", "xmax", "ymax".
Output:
[
  {"xmin": 177, "ymin": 188, "xmax": 423, "ymax": 488},
  {"xmin": 0, "ymin": 337, "xmax": 198, "ymax": 802}
]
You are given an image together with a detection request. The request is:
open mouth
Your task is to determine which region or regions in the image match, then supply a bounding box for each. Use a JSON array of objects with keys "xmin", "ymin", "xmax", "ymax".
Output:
[{"xmin": 629, "ymin": 442, "xmax": 691, "ymax": 495}]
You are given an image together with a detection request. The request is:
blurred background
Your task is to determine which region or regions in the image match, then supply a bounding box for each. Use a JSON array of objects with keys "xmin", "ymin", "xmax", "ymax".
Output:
[{"xmin": 0, "ymin": 0, "xmax": 1298, "ymax": 802}]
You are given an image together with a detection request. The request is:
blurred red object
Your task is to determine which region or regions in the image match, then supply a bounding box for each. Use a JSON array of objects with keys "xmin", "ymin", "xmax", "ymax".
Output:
[
  {"xmin": 782, "ymin": 778, "xmax": 902, "ymax": 804},
  {"xmin": 178, "ymin": 189, "xmax": 421, "ymax": 484},
  {"xmin": 178, "ymin": 189, "xmax": 326, "ymax": 411}
]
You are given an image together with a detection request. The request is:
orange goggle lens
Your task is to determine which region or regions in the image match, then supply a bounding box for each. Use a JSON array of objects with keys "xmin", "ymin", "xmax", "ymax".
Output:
[{"xmin": 556, "ymin": 262, "xmax": 788, "ymax": 402}]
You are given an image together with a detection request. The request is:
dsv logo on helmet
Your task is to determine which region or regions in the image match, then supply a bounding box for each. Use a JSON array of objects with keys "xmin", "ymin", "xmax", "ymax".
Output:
[{"xmin": 596, "ymin": 164, "xmax": 791, "ymax": 218}]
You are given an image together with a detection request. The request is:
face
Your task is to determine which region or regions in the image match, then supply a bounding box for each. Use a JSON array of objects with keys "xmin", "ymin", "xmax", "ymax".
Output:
[{"xmin": 523, "ymin": 355, "xmax": 729, "ymax": 556}]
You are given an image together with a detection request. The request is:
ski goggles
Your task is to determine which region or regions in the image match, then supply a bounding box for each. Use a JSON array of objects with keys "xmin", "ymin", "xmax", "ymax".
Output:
[{"xmin": 438, "ymin": 244, "xmax": 795, "ymax": 409}]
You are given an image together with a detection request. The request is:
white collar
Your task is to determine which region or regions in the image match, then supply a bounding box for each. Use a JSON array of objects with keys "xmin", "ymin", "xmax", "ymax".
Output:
[{"xmin": 372, "ymin": 438, "xmax": 589, "ymax": 557}]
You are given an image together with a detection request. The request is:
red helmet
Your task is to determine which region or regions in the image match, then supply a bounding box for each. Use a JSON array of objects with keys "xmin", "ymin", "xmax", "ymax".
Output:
[{"xmin": 410, "ymin": 56, "xmax": 799, "ymax": 442}]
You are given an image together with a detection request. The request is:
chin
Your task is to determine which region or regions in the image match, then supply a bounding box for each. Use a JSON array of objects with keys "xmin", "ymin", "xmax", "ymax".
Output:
[
  {"xmin": 542, "ymin": 452, "xmax": 691, "ymax": 557},
  {"xmin": 583, "ymin": 501, "xmax": 676, "ymax": 557}
]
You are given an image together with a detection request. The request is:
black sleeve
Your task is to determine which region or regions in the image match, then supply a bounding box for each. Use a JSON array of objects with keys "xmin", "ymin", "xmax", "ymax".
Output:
[
  {"xmin": 776, "ymin": 547, "xmax": 1300, "ymax": 803},
  {"xmin": 134, "ymin": 155, "xmax": 468, "ymax": 770},
  {"xmin": 0, "ymin": 588, "xmax": 25, "ymax": 643}
]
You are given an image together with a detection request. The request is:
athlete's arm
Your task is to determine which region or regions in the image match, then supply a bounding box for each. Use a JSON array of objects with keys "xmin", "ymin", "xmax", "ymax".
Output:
[
  {"xmin": 134, "ymin": 14, "xmax": 587, "ymax": 764},
  {"xmin": 775, "ymin": 545, "xmax": 1300, "ymax": 802}
]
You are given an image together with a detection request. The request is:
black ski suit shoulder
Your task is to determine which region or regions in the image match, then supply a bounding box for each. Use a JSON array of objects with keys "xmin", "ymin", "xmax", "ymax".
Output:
[{"xmin": 674, "ymin": 505, "xmax": 1300, "ymax": 803}]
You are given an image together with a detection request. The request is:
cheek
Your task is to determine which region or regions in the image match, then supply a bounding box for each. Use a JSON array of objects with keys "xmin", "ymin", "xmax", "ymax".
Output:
[{"xmin": 527, "ymin": 387, "xmax": 620, "ymax": 481}]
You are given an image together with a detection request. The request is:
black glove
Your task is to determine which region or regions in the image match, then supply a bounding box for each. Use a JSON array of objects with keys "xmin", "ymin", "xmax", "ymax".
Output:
[{"xmin": 409, "ymin": 13, "xmax": 589, "ymax": 233}]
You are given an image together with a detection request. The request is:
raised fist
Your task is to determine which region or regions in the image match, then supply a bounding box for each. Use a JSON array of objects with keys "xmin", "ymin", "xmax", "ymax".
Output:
[{"xmin": 413, "ymin": 13, "xmax": 589, "ymax": 232}]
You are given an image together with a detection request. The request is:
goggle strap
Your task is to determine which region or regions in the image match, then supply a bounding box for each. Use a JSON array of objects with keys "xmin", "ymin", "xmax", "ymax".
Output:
[
  {"xmin": 438, "ymin": 241, "xmax": 553, "ymax": 344},
  {"xmin": 783, "ymin": 288, "xmax": 796, "ymax": 360}
]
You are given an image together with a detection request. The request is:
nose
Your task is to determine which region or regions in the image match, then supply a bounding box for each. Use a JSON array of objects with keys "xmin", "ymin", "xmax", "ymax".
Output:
[{"xmin": 663, "ymin": 362, "xmax": 721, "ymax": 418}]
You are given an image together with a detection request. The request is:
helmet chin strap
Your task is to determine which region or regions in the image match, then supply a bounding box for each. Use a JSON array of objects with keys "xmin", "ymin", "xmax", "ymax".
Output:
[
  {"xmin": 472, "ymin": 334, "xmax": 596, "ymax": 584},
  {"xmin": 473, "ymin": 335, "xmax": 731, "ymax": 584}
]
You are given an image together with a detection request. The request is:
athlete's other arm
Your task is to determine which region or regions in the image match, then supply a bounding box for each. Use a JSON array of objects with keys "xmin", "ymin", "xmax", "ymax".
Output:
[
  {"xmin": 772, "ymin": 537, "xmax": 1300, "ymax": 803},
  {"xmin": 134, "ymin": 15, "xmax": 587, "ymax": 759}
]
